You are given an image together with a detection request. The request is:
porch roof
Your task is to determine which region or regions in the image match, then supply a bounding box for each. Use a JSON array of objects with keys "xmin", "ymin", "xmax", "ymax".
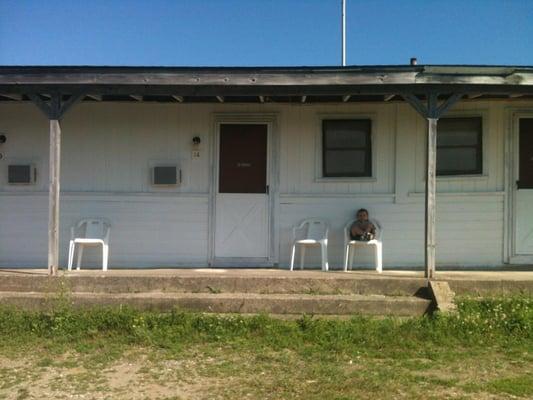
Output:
[{"xmin": 1, "ymin": 65, "xmax": 533, "ymax": 103}]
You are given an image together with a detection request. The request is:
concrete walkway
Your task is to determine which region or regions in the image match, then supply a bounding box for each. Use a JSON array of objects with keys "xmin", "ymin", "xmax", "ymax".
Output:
[
  {"xmin": 1, "ymin": 267, "xmax": 531, "ymax": 315},
  {"xmin": 2, "ymin": 267, "xmax": 533, "ymax": 295},
  {"xmin": 1, "ymin": 267, "xmax": 532, "ymax": 281}
]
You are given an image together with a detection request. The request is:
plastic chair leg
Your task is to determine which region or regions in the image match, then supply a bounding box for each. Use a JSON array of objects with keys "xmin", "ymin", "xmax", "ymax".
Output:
[
  {"xmin": 76, "ymin": 245, "xmax": 84, "ymax": 271},
  {"xmin": 343, "ymin": 245, "xmax": 350, "ymax": 272},
  {"xmin": 290, "ymin": 244, "xmax": 296, "ymax": 271},
  {"xmin": 102, "ymin": 244, "xmax": 109, "ymax": 271},
  {"xmin": 300, "ymin": 246, "xmax": 306, "ymax": 270},
  {"xmin": 375, "ymin": 243, "xmax": 383, "ymax": 273},
  {"xmin": 349, "ymin": 246, "xmax": 355, "ymax": 270},
  {"xmin": 68, "ymin": 242, "xmax": 74, "ymax": 271},
  {"xmin": 321, "ymin": 244, "xmax": 328, "ymax": 271}
]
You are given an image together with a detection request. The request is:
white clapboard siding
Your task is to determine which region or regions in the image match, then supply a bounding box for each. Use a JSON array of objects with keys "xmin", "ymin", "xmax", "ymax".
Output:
[
  {"xmin": 0, "ymin": 193, "xmax": 209, "ymax": 267},
  {"xmin": 409, "ymin": 101, "xmax": 505, "ymax": 194},
  {"xmin": 279, "ymin": 194, "xmax": 504, "ymax": 268},
  {"xmin": 279, "ymin": 104, "xmax": 395, "ymax": 194},
  {"xmin": 0, "ymin": 101, "xmax": 508, "ymax": 195},
  {"xmin": 0, "ymin": 194, "xmax": 48, "ymax": 265},
  {"xmin": 1, "ymin": 98, "xmax": 531, "ymax": 268},
  {"xmin": 0, "ymin": 103, "xmax": 213, "ymax": 193}
]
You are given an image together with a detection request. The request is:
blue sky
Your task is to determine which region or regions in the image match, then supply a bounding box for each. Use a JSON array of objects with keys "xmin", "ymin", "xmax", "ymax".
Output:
[{"xmin": 0, "ymin": 0, "xmax": 532, "ymax": 66}]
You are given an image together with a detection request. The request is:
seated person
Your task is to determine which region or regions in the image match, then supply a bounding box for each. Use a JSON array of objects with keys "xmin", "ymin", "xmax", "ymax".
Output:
[{"xmin": 350, "ymin": 208, "xmax": 376, "ymax": 241}]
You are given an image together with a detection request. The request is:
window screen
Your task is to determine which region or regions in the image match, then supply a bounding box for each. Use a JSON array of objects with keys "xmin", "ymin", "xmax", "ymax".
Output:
[
  {"xmin": 437, "ymin": 117, "xmax": 482, "ymax": 176},
  {"xmin": 152, "ymin": 166, "xmax": 178, "ymax": 185},
  {"xmin": 322, "ymin": 119, "xmax": 372, "ymax": 177},
  {"xmin": 8, "ymin": 165, "xmax": 33, "ymax": 184}
]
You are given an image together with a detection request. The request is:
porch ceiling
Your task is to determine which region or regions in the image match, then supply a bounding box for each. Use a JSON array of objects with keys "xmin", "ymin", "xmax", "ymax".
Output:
[{"xmin": 1, "ymin": 65, "xmax": 533, "ymax": 103}]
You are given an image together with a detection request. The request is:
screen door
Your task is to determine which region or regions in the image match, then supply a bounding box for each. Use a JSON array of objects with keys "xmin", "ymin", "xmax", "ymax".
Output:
[{"xmin": 214, "ymin": 124, "xmax": 269, "ymax": 259}]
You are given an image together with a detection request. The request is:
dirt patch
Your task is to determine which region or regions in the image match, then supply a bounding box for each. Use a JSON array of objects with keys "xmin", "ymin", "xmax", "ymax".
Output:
[
  {"xmin": 1, "ymin": 347, "xmax": 531, "ymax": 400},
  {"xmin": 0, "ymin": 352, "xmax": 234, "ymax": 400}
]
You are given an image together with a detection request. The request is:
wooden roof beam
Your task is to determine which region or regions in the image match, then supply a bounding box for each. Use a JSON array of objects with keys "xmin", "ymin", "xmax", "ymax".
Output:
[
  {"xmin": 28, "ymin": 91, "xmax": 85, "ymax": 120},
  {"xmin": 86, "ymin": 94, "xmax": 102, "ymax": 101},
  {"xmin": 172, "ymin": 95, "xmax": 184, "ymax": 102},
  {"xmin": 2, "ymin": 82, "xmax": 533, "ymax": 97},
  {"xmin": 0, "ymin": 93, "xmax": 23, "ymax": 101},
  {"xmin": 1, "ymin": 67, "xmax": 533, "ymax": 92}
]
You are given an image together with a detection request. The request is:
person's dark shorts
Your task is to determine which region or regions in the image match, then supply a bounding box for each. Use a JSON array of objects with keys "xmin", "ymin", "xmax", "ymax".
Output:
[{"xmin": 350, "ymin": 233, "xmax": 374, "ymax": 241}]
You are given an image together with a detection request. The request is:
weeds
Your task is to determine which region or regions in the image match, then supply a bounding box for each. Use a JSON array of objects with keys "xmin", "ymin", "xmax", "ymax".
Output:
[{"xmin": 0, "ymin": 296, "xmax": 531, "ymax": 355}]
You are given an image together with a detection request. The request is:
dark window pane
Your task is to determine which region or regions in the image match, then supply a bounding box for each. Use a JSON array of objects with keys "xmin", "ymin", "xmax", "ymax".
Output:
[
  {"xmin": 438, "ymin": 117, "xmax": 481, "ymax": 146},
  {"xmin": 437, "ymin": 117, "xmax": 482, "ymax": 175},
  {"xmin": 437, "ymin": 129, "xmax": 480, "ymax": 146},
  {"xmin": 437, "ymin": 148, "xmax": 480, "ymax": 175},
  {"xmin": 323, "ymin": 119, "xmax": 372, "ymax": 177},
  {"xmin": 324, "ymin": 150, "xmax": 368, "ymax": 176},
  {"xmin": 323, "ymin": 120, "xmax": 370, "ymax": 148}
]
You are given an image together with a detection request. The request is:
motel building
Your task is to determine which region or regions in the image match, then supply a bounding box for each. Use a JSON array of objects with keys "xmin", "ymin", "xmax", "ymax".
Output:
[{"xmin": 0, "ymin": 64, "xmax": 532, "ymax": 277}]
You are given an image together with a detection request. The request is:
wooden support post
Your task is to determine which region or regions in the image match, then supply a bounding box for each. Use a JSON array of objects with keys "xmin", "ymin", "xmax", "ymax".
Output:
[
  {"xmin": 425, "ymin": 118, "xmax": 438, "ymax": 279},
  {"xmin": 48, "ymin": 119, "xmax": 61, "ymax": 275},
  {"xmin": 28, "ymin": 92, "xmax": 84, "ymax": 275},
  {"xmin": 401, "ymin": 92, "xmax": 463, "ymax": 279}
]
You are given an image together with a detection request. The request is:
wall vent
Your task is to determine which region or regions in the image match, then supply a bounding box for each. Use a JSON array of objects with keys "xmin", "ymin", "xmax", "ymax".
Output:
[
  {"xmin": 152, "ymin": 166, "xmax": 180, "ymax": 185},
  {"xmin": 8, "ymin": 164, "xmax": 36, "ymax": 184}
]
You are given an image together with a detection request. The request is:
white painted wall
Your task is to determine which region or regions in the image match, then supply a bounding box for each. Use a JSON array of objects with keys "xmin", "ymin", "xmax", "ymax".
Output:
[
  {"xmin": 0, "ymin": 192, "xmax": 208, "ymax": 267},
  {"xmin": 0, "ymin": 100, "xmax": 530, "ymax": 268}
]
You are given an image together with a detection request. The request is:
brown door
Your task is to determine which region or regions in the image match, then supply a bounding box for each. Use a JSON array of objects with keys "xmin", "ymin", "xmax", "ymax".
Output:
[
  {"xmin": 219, "ymin": 124, "xmax": 268, "ymax": 193},
  {"xmin": 215, "ymin": 123, "xmax": 270, "ymax": 259},
  {"xmin": 518, "ymin": 119, "xmax": 533, "ymax": 189}
]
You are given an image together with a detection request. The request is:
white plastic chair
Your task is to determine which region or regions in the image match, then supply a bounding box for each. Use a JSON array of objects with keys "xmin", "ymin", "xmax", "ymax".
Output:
[
  {"xmin": 68, "ymin": 218, "xmax": 111, "ymax": 271},
  {"xmin": 343, "ymin": 219, "xmax": 383, "ymax": 273},
  {"xmin": 290, "ymin": 219, "xmax": 329, "ymax": 271}
]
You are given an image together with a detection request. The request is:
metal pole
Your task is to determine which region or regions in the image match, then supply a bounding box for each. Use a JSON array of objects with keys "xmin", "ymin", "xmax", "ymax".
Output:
[{"xmin": 341, "ymin": 0, "xmax": 346, "ymax": 66}]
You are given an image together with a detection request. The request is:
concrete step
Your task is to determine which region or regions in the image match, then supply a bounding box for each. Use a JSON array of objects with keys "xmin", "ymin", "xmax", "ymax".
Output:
[
  {"xmin": 0, "ymin": 272, "xmax": 429, "ymax": 297},
  {"xmin": 0, "ymin": 291, "xmax": 432, "ymax": 317}
]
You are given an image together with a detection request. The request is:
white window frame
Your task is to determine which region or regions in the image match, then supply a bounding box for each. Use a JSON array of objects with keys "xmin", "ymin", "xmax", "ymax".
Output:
[
  {"xmin": 434, "ymin": 110, "xmax": 489, "ymax": 181},
  {"xmin": 315, "ymin": 113, "xmax": 378, "ymax": 183}
]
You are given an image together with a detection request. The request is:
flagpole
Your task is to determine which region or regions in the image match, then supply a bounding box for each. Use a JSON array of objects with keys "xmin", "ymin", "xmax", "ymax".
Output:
[{"xmin": 342, "ymin": 0, "xmax": 346, "ymax": 66}]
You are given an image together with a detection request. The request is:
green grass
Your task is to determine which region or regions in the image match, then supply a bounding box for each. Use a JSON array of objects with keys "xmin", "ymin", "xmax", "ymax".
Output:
[
  {"xmin": 487, "ymin": 376, "xmax": 533, "ymax": 397},
  {"xmin": 0, "ymin": 296, "xmax": 531, "ymax": 399}
]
